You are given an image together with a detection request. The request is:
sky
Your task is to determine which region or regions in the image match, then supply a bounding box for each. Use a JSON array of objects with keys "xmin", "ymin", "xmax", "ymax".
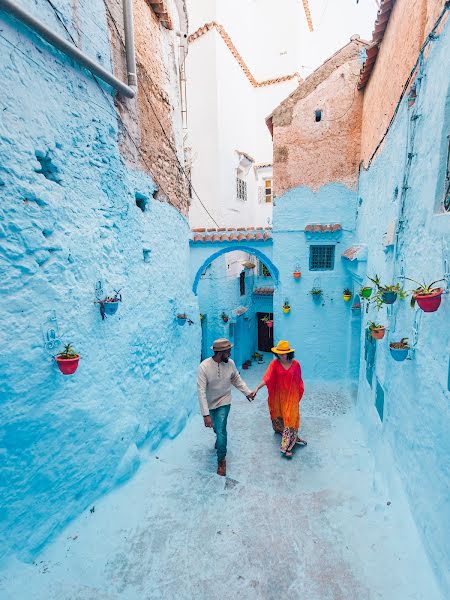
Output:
[{"xmin": 188, "ymin": 0, "xmax": 379, "ymax": 79}]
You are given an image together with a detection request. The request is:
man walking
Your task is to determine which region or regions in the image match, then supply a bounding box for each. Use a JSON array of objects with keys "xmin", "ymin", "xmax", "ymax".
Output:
[{"xmin": 197, "ymin": 338, "xmax": 254, "ymax": 476}]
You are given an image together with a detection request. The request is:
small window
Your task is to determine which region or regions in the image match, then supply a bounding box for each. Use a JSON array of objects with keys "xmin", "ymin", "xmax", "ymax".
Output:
[
  {"xmin": 258, "ymin": 261, "xmax": 272, "ymax": 277},
  {"xmin": 264, "ymin": 179, "xmax": 272, "ymax": 203},
  {"xmin": 309, "ymin": 245, "xmax": 335, "ymax": 270},
  {"xmin": 236, "ymin": 177, "xmax": 247, "ymax": 201},
  {"xmin": 240, "ymin": 271, "xmax": 245, "ymax": 296},
  {"xmin": 315, "ymin": 109, "xmax": 322, "ymax": 122}
]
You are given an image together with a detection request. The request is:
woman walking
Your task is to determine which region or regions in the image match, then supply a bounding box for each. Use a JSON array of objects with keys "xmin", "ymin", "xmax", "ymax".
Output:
[{"xmin": 253, "ymin": 340, "xmax": 306, "ymax": 457}]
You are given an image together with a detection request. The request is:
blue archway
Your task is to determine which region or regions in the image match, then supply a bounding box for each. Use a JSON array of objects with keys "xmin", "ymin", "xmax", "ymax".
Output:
[{"xmin": 192, "ymin": 244, "xmax": 279, "ymax": 295}]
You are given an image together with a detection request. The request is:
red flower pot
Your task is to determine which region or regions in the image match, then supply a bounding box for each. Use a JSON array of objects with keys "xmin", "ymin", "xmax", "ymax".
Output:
[
  {"xmin": 370, "ymin": 327, "xmax": 385, "ymax": 340},
  {"xmin": 56, "ymin": 355, "xmax": 80, "ymax": 375},
  {"xmin": 293, "ymin": 271, "xmax": 301, "ymax": 279},
  {"xmin": 242, "ymin": 363, "xmax": 248, "ymax": 370},
  {"xmin": 266, "ymin": 320, "xmax": 273, "ymax": 328},
  {"xmin": 414, "ymin": 288, "xmax": 443, "ymax": 313}
]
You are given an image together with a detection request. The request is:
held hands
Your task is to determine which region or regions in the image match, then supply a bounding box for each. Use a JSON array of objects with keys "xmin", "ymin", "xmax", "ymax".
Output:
[
  {"xmin": 203, "ymin": 415, "xmax": 213, "ymax": 428},
  {"xmin": 246, "ymin": 390, "xmax": 257, "ymax": 402}
]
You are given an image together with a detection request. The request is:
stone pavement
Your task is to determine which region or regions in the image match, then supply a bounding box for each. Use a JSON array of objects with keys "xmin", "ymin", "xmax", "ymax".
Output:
[{"xmin": 0, "ymin": 358, "xmax": 442, "ymax": 600}]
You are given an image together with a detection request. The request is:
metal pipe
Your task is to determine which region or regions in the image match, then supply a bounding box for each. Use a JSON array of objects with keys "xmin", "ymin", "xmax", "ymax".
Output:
[
  {"xmin": 0, "ymin": 0, "xmax": 135, "ymax": 98},
  {"xmin": 122, "ymin": 0, "xmax": 137, "ymax": 89}
]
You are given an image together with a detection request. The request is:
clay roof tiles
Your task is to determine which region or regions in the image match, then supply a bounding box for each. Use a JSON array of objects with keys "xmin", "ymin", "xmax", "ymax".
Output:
[
  {"xmin": 190, "ymin": 227, "xmax": 272, "ymax": 243},
  {"xmin": 304, "ymin": 223, "xmax": 342, "ymax": 233}
]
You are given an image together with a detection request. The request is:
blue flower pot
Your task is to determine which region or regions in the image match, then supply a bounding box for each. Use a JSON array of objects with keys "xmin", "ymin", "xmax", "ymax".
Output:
[
  {"xmin": 104, "ymin": 301, "xmax": 119, "ymax": 315},
  {"xmin": 390, "ymin": 347, "xmax": 408, "ymax": 362},
  {"xmin": 177, "ymin": 317, "xmax": 186, "ymax": 326},
  {"xmin": 382, "ymin": 291, "xmax": 397, "ymax": 304}
]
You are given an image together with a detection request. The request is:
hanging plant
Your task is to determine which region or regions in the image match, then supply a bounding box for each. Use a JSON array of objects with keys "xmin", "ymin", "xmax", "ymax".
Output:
[
  {"xmin": 200, "ymin": 313, "xmax": 205, "ymax": 321},
  {"xmin": 406, "ymin": 278, "xmax": 445, "ymax": 313},
  {"xmin": 260, "ymin": 315, "xmax": 273, "ymax": 328},
  {"xmin": 282, "ymin": 300, "xmax": 291, "ymax": 314},
  {"xmin": 309, "ymin": 287, "xmax": 323, "ymax": 300},
  {"xmin": 98, "ymin": 289, "xmax": 122, "ymax": 320},
  {"xmin": 177, "ymin": 313, "xmax": 194, "ymax": 326},
  {"xmin": 360, "ymin": 286, "xmax": 373, "ymax": 299},
  {"xmin": 55, "ymin": 343, "xmax": 80, "ymax": 375},
  {"xmin": 389, "ymin": 338, "xmax": 410, "ymax": 362},
  {"xmin": 343, "ymin": 288, "xmax": 352, "ymax": 302},
  {"xmin": 368, "ymin": 275, "xmax": 407, "ymax": 309},
  {"xmin": 368, "ymin": 321, "xmax": 386, "ymax": 340},
  {"xmin": 221, "ymin": 312, "xmax": 229, "ymax": 323}
]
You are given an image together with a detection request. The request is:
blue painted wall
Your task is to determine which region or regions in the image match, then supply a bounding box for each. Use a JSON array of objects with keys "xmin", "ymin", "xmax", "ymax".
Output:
[
  {"xmin": 0, "ymin": 1, "xmax": 200, "ymax": 563},
  {"xmin": 272, "ymin": 184, "xmax": 361, "ymax": 380},
  {"xmin": 354, "ymin": 20, "xmax": 450, "ymax": 593}
]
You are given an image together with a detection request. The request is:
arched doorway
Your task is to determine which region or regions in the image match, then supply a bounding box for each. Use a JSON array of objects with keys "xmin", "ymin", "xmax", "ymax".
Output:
[{"xmin": 194, "ymin": 247, "xmax": 277, "ymax": 369}]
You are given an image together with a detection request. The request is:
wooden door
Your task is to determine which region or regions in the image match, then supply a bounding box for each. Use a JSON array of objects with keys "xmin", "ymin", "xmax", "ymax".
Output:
[{"xmin": 257, "ymin": 312, "xmax": 273, "ymax": 352}]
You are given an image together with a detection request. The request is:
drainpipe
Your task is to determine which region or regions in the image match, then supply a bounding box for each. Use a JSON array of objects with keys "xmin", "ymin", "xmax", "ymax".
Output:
[
  {"xmin": 122, "ymin": 0, "xmax": 137, "ymax": 90},
  {"xmin": 0, "ymin": 0, "xmax": 135, "ymax": 98}
]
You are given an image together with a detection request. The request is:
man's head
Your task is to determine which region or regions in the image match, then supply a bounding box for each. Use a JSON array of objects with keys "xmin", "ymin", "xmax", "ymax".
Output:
[{"xmin": 211, "ymin": 338, "xmax": 233, "ymax": 362}]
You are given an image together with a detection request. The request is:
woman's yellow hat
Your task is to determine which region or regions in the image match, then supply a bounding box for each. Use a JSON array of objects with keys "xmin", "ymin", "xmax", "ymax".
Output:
[{"xmin": 271, "ymin": 340, "xmax": 295, "ymax": 354}]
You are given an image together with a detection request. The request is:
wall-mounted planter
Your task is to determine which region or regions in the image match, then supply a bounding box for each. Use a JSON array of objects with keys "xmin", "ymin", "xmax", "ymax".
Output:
[
  {"xmin": 266, "ymin": 320, "xmax": 273, "ymax": 328},
  {"xmin": 177, "ymin": 313, "xmax": 192, "ymax": 326},
  {"xmin": 343, "ymin": 293, "xmax": 352, "ymax": 302},
  {"xmin": 413, "ymin": 288, "xmax": 443, "ymax": 313},
  {"xmin": 370, "ymin": 326, "xmax": 385, "ymax": 340},
  {"xmin": 360, "ymin": 286, "xmax": 373, "ymax": 299},
  {"xmin": 242, "ymin": 363, "xmax": 249, "ymax": 370},
  {"xmin": 55, "ymin": 344, "xmax": 80, "ymax": 375},
  {"xmin": 293, "ymin": 271, "xmax": 301, "ymax": 279},
  {"xmin": 104, "ymin": 301, "xmax": 120, "ymax": 315},
  {"xmin": 351, "ymin": 303, "xmax": 361, "ymax": 311},
  {"xmin": 389, "ymin": 347, "xmax": 409, "ymax": 362},
  {"xmin": 381, "ymin": 290, "xmax": 397, "ymax": 304},
  {"xmin": 282, "ymin": 306, "xmax": 291, "ymax": 314}
]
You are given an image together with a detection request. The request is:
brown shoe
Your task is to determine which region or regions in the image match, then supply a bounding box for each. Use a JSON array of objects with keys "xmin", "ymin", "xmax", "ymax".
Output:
[{"xmin": 217, "ymin": 459, "xmax": 226, "ymax": 477}]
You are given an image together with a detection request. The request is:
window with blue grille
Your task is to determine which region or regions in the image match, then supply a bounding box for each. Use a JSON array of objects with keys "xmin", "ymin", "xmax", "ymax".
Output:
[{"xmin": 309, "ymin": 245, "xmax": 335, "ymax": 270}]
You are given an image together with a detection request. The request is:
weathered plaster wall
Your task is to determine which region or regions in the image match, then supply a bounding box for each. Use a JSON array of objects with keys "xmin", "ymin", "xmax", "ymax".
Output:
[
  {"xmin": 272, "ymin": 185, "xmax": 360, "ymax": 381},
  {"xmin": 360, "ymin": 0, "xmax": 447, "ymax": 165},
  {"xmin": 271, "ymin": 39, "xmax": 366, "ymax": 196},
  {"xmin": 107, "ymin": 0, "xmax": 189, "ymax": 212},
  {"xmin": 0, "ymin": 0, "xmax": 199, "ymax": 563},
  {"xmin": 356, "ymin": 19, "xmax": 450, "ymax": 593}
]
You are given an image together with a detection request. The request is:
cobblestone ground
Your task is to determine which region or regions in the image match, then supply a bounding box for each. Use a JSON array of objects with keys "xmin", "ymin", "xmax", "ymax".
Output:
[{"xmin": 0, "ymin": 358, "xmax": 442, "ymax": 600}]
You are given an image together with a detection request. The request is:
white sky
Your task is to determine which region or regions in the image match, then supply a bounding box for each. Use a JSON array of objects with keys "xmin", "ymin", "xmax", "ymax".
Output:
[{"xmin": 188, "ymin": 0, "xmax": 379, "ymax": 79}]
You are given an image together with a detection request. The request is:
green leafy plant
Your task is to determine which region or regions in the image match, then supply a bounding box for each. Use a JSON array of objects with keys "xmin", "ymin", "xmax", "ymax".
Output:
[
  {"xmin": 221, "ymin": 312, "xmax": 229, "ymax": 322},
  {"xmin": 57, "ymin": 343, "xmax": 78, "ymax": 359},
  {"xmin": 367, "ymin": 321, "xmax": 384, "ymax": 330},
  {"xmin": 367, "ymin": 275, "xmax": 407, "ymax": 309},
  {"xmin": 405, "ymin": 278, "xmax": 445, "ymax": 307},
  {"xmin": 309, "ymin": 287, "xmax": 323, "ymax": 296},
  {"xmin": 283, "ymin": 300, "xmax": 291, "ymax": 309},
  {"xmin": 260, "ymin": 314, "xmax": 271, "ymax": 323},
  {"xmin": 389, "ymin": 338, "xmax": 410, "ymax": 349},
  {"xmin": 343, "ymin": 288, "xmax": 352, "ymax": 295},
  {"xmin": 104, "ymin": 289, "xmax": 122, "ymax": 303}
]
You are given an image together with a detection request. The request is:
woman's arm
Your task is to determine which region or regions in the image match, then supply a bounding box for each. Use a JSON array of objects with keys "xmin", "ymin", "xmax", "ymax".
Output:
[{"xmin": 252, "ymin": 380, "xmax": 267, "ymax": 396}]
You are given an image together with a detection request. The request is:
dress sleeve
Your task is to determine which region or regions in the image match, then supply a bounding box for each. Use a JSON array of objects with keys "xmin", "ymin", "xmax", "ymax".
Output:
[
  {"xmin": 263, "ymin": 360, "xmax": 277, "ymax": 394},
  {"xmin": 296, "ymin": 361, "xmax": 305, "ymax": 401}
]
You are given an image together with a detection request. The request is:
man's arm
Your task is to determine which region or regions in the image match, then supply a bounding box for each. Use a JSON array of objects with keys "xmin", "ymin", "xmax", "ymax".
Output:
[{"xmin": 197, "ymin": 364, "xmax": 213, "ymax": 427}]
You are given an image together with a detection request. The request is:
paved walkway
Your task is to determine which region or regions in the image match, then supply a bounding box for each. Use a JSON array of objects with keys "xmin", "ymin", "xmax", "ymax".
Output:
[{"xmin": 0, "ymin": 359, "xmax": 442, "ymax": 599}]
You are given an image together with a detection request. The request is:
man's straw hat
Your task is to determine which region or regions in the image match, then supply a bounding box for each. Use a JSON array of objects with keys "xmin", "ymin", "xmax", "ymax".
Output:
[
  {"xmin": 271, "ymin": 340, "xmax": 295, "ymax": 354},
  {"xmin": 211, "ymin": 338, "xmax": 233, "ymax": 351}
]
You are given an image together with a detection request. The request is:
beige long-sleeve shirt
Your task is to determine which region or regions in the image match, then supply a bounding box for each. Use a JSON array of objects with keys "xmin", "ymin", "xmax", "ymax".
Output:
[{"xmin": 197, "ymin": 357, "xmax": 252, "ymax": 417}]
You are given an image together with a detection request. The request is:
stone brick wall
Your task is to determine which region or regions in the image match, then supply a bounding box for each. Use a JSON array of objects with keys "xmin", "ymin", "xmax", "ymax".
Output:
[
  {"xmin": 106, "ymin": 0, "xmax": 190, "ymax": 214},
  {"xmin": 271, "ymin": 39, "xmax": 366, "ymax": 196}
]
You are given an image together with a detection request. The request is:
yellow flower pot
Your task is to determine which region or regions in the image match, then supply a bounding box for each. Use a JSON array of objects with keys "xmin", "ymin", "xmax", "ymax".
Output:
[
  {"xmin": 343, "ymin": 294, "xmax": 352, "ymax": 302},
  {"xmin": 282, "ymin": 306, "xmax": 291, "ymax": 314}
]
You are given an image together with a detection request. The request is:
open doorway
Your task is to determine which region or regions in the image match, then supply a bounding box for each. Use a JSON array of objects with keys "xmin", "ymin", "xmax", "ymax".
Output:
[{"xmin": 257, "ymin": 312, "xmax": 273, "ymax": 352}]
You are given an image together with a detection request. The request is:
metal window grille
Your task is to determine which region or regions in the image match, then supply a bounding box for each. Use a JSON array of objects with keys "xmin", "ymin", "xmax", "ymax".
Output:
[
  {"xmin": 309, "ymin": 245, "xmax": 335, "ymax": 270},
  {"xmin": 236, "ymin": 177, "xmax": 247, "ymax": 201}
]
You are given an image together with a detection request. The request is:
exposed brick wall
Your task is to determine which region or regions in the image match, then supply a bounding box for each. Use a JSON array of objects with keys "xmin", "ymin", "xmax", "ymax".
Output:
[
  {"xmin": 271, "ymin": 40, "xmax": 366, "ymax": 195},
  {"xmin": 106, "ymin": 0, "xmax": 189, "ymax": 214},
  {"xmin": 360, "ymin": 0, "xmax": 447, "ymax": 165}
]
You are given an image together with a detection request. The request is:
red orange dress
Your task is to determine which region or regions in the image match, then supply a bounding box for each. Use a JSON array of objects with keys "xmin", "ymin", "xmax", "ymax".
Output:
[{"xmin": 263, "ymin": 359, "xmax": 305, "ymax": 453}]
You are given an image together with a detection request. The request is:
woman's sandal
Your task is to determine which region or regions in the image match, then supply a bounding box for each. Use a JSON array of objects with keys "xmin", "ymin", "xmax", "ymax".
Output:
[
  {"xmin": 295, "ymin": 437, "xmax": 307, "ymax": 447},
  {"xmin": 285, "ymin": 450, "xmax": 293, "ymax": 458}
]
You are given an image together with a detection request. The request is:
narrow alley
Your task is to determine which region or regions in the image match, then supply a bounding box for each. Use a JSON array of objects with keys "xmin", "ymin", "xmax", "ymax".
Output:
[{"xmin": 0, "ymin": 360, "xmax": 441, "ymax": 599}]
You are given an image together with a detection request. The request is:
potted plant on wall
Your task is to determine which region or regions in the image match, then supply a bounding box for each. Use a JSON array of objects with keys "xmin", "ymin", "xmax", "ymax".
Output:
[
  {"xmin": 98, "ymin": 289, "xmax": 122, "ymax": 320},
  {"xmin": 261, "ymin": 314, "xmax": 273, "ymax": 328},
  {"xmin": 282, "ymin": 300, "xmax": 291, "ymax": 314},
  {"xmin": 360, "ymin": 285, "xmax": 373, "ymax": 299},
  {"xmin": 221, "ymin": 312, "xmax": 229, "ymax": 323},
  {"xmin": 368, "ymin": 275, "xmax": 406, "ymax": 308},
  {"xmin": 368, "ymin": 321, "xmax": 386, "ymax": 340},
  {"xmin": 389, "ymin": 338, "xmax": 410, "ymax": 362},
  {"xmin": 343, "ymin": 288, "xmax": 352, "ymax": 302},
  {"xmin": 55, "ymin": 343, "xmax": 80, "ymax": 375},
  {"xmin": 177, "ymin": 313, "xmax": 194, "ymax": 326},
  {"xmin": 406, "ymin": 278, "xmax": 445, "ymax": 313},
  {"xmin": 293, "ymin": 264, "xmax": 302, "ymax": 279},
  {"xmin": 309, "ymin": 287, "xmax": 323, "ymax": 301}
]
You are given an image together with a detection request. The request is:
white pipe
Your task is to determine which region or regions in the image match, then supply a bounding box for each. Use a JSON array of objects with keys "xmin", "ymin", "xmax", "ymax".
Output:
[
  {"xmin": 0, "ymin": 0, "xmax": 135, "ymax": 98},
  {"xmin": 122, "ymin": 0, "xmax": 137, "ymax": 89}
]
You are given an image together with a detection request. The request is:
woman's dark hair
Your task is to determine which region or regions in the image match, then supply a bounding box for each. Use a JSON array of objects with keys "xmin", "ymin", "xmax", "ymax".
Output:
[{"xmin": 274, "ymin": 351, "xmax": 294, "ymax": 361}]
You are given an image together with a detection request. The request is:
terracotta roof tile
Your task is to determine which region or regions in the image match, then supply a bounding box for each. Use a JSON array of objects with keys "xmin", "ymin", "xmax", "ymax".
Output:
[
  {"xmin": 188, "ymin": 22, "xmax": 300, "ymax": 88},
  {"xmin": 253, "ymin": 287, "xmax": 274, "ymax": 296},
  {"xmin": 341, "ymin": 245, "xmax": 367, "ymax": 261},
  {"xmin": 190, "ymin": 227, "xmax": 272, "ymax": 243},
  {"xmin": 304, "ymin": 223, "xmax": 342, "ymax": 233}
]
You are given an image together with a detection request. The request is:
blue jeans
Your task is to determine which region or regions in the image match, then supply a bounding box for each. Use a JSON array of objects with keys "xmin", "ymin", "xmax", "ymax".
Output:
[{"xmin": 210, "ymin": 404, "xmax": 230, "ymax": 462}]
